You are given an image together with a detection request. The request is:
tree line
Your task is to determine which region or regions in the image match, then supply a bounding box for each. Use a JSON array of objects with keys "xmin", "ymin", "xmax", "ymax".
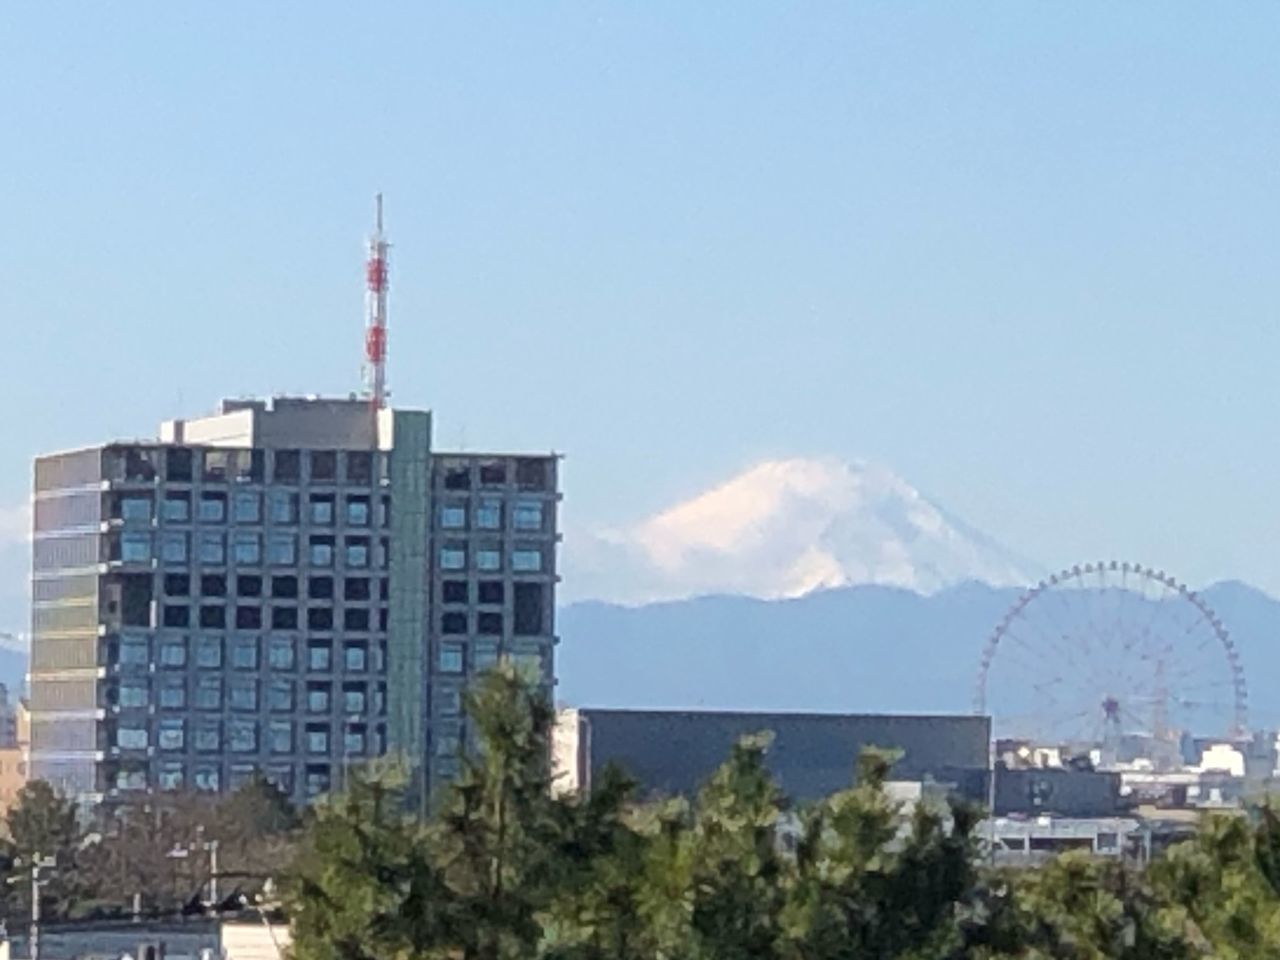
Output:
[{"xmin": 10, "ymin": 664, "xmax": 1280, "ymax": 957}]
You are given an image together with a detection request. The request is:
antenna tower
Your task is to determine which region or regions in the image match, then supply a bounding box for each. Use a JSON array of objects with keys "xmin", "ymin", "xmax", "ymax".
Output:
[{"xmin": 363, "ymin": 194, "xmax": 390, "ymax": 409}]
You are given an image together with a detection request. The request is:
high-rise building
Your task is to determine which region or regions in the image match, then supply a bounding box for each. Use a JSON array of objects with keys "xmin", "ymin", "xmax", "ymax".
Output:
[{"xmin": 29, "ymin": 396, "xmax": 559, "ymax": 808}]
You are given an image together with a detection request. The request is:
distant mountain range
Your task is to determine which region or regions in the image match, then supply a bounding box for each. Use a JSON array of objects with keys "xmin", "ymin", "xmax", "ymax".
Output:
[{"xmin": 557, "ymin": 579, "xmax": 1280, "ymax": 733}]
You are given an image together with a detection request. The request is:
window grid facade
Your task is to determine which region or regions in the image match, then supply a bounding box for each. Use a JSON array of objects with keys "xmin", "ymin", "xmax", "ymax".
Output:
[{"xmin": 29, "ymin": 399, "xmax": 559, "ymax": 809}]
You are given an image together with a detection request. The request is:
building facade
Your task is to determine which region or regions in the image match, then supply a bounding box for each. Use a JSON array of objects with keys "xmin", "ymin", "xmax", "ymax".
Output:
[
  {"xmin": 30, "ymin": 397, "xmax": 559, "ymax": 808},
  {"xmin": 553, "ymin": 708, "xmax": 991, "ymax": 804}
]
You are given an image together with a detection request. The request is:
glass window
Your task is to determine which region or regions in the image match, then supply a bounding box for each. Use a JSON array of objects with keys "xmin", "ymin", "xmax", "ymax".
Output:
[
  {"xmin": 272, "ymin": 606, "xmax": 298, "ymax": 629},
  {"xmin": 344, "ymin": 608, "xmax": 369, "ymax": 632},
  {"xmin": 345, "ymin": 451, "xmax": 373, "ymax": 484},
  {"xmin": 478, "ymin": 612, "xmax": 503, "ymax": 635},
  {"xmin": 310, "ymin": 451, "xmax": 337, "ymax": 482},
  {"xmin": 306, "ymin": 766, "xmax": 331, "ymax": 797},
  {"xmin": 435, "ymin": 731, "xmax": 460, "ymax": 758},
  {"xmin": 116, "ymin": 768, "xmax": 148, "ymax": 791},
  {"xmin": 232, "ymin": 636, "xmax": 259, "ymax": 670},
  {"xmin": 163, "ymin": 493, "xmax": 191, "ymax": 522},
  {"xmin": 203, "ymin": 450, "xmax": 231, "ymax": 483},
  {"xmin": 307, "ymin": 643, "xmax": 332, "ymax": 672},
  {"xmin": 116, "ymin": 726, "xmax": 148, "ymax": 749},
  {"xmin": 475, "ymin": 499, "xmax": 502, "ymax": 530},
  {"xmin": 163, "ymin": 605, "xmax": 188, "ymax": 628},
  {"xmin": 236, "ymin": 605, "xmax": 262, "ymax": 629},
  {"xmin": 478, "ymin": 461, "xmax": 506, "ymax": 486},
  {"xmin": 344, "ymin": 537, "xmax": 370, "ymax": 568},
  {"xmin": 474, "ymin": 640, "xmax": 499, "ymax": 671},
  {"xmin": 309, "ymin": 576, "xmax": 334, "ymax": 599},
  {"xmin": 442, "ymin": 580, "xmax": 468, "ymax": 604},
  {"xmin": 309, "ymin": 494, "xmax": 335, "ymax": 525},
  {"xmin": 268, "ymin": 490, "xmax": 299, "ymax": 524},
  {"xmin": 121, "ymin": 531, "xmax": 152, "ymax": 563},
  {"xmin": 199, "ymin": 493, "xmax": 226, "ymax": 522},
  {"xmin": 194, "ymin": 764, "xmax": 221, "ymax": 792},
  {"xmin": 513, "ymin": 500, "xmax": 544, "ymax": 532},
  {"xmin": 306, "ymin": 726, "xmax": 330, "ymax": 755},
  {"xmin": 200, "ymin": 605, "xmax": 226, "ymax": 629},
  {"xmin": 237, "ymin": 574, "xmax": 263, "ymax": 597},
  {"xmin": 196, "ymin": 636, "xmax": 222, "ymax": 669},
  {"xmin": 159, "ymin": 676, "xmax": 186, "ymax": 709},
  {"xmin": 476, "ymin": 545, "xmax": 501, "ymax": 572},
  {"xmin": 233, "ymin": 532, "xmax": 261, "ymax": 565},
  {"xmin": 378, "ymin": 496, "xmax": 391, "ymax": 528},
  {"xmin": 439, "ymin": 642, "xmax": 464, "ymax": 674},
  {"xmin": 196, "ymin": 676, "xmax": 222, "ymax": 710},
  {"xmin": 310, "ymin": 536, "xmax": 335, "ymax": 566},
  {"xmin": 273, "ymin": 450, "xmax": 301, "ymax": 483},
  {"xmin": 119, "ymin": 636, "xmax": 149, "ymax": 666},
  {"xmin": 118, "ymin": 681, "xmax": 148, "ymax": 709},
  {"xmin": 512, "ymin": 548, "xmax": 543, "ymax": 573},
  {"xmin": 166, "ymin": 448, "xmax": 194, "ymax": 482},
  {"xmin": 268, "ymin": 678, "xmax": 294, "ymax": 712},
  {"xmin": 161, "ymin": 532, "xmax": 189, "ymax": 564},
  {"xmin": 229, "ymin": 719, "xmax": 257, "ymax": 753},
  {"xmin": 344, "ymin": 726, "xmax": 367, "ymax": 756},
  {"xmin": 372, "ymin": 643, "xmax": 387, "ymax": 672},
  {"xmin": 268, "ymin": 533, "xmax": 297, "ymax": 565},
  {"xmin": 202, "ymin": 573, "xmax": 227, "ymax": 597},
  {"xmin": 516, "ymin": 458, "xmax": 548, "ymax": 491},
  {"xmin": 268, "ymin": 720, "xmax": 293, "ymax": 754},
  {"xmin": 164, "ymin": 573, "xmax": 190, "ymax": 596},
  {"xmin": 478, "ymin": 581, "xmax": 504, "ymax": 604},
  {"xmin": 442, "ymin": 463, "xmax": 471, "ymax": 490},
  {"xmin": 442, "ymin": 612, "xmax": 467, "ymax": 635},
  {"xmin": 199, "ymin": 532, "xmax": 226, "ymax": 565},
  {"xmin": 230, "ymin": 678, "xmax": 258, "ymax": 712},
  {"xmin": 307, "ymin": 683, "xmax": 331, "ymax": 713},
  {"xmin": 194, "ymin": 727, "xmax": 220, "ymax": 757},
  {"xmin": 158, "ymin": 763, "xmax": 184, "ymax": 791},
  {"xmin": 440, "ymin": 504, "xmax": 467, "ymax": 529},
  {"xmin": 308, "ymin": 607, "xmax": 334, "ymax": 631},
  {"xmin": 120, "ymin": 496, "xmax": 152, "ymax": 522},
  {"xmin": 159, "ymin": 636, "xmax": 187, "ymax": 668},
  {"xmin": 346, "ymin": 496, "xmax": 370, "ymax": 526},
  {"xmin": 436, "ymin": 685, "xmax": 462, "ymax": 716},
  {"xmin": 344, "ymin": 577, "xmax": 371, "ymax": 601},
  {"xmin": 233, "ymin": 491, "xmax": 261, "ymax": 524},
  {"xmin": 343, "ymin": 643, "xmax": 367, "ymax": 671},
  {"xmin": 439, "ymin": 545, "xmax": 466, "ymax": 571},
  {"xmin": 268, "ymin": 636, "xmax": 295, "ymax": 670},
  {"xmin": 342, "ymin": 684, "xmax": 366, "ymax": 714},
  {"xmin": 272, "ymin": 574, "xmax": 299, "ymax": 598},
  {"xmin": 158, "ymin": 718, "xmax": 184, "ymax": 751}
]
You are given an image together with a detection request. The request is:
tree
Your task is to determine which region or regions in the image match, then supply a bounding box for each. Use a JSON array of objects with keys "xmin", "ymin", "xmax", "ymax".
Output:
[
  {"xmin": 780, "ymin": 749, "xmax": 981, "ymax": 960},
  {"xmin": 4, "ymin": 780, "xmax": 85, "ymax": 921},
  {"xmin": 285, "ymin": 762, "xmax": 451, "ymax": 960},
  {"xmin": 430, "ymin": 662, "xmax": 565, "ymax": 960}
]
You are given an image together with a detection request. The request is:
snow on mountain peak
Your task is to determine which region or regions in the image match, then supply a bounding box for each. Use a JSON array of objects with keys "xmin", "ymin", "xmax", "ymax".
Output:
[{"xmin": 564, "ymin": 458, "xmax": 1039, "ymax": 605}]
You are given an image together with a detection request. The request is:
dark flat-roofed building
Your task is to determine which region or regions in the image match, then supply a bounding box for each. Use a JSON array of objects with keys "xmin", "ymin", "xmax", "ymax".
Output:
[{"xmin": 553, "ymin": 708, "xmax": 991, "ymax": 804}]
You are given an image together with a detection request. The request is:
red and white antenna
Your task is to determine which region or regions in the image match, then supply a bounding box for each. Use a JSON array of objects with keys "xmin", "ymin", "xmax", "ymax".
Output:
[{"xmin": 363, "ymin": 194, "xmax": 390, "ymax": 409}]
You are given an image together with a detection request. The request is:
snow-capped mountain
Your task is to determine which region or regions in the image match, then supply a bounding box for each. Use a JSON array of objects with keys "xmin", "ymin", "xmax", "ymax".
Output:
[{"xmin": 563, "ymin": 457, "xmax": 1040, "ymax": 605}]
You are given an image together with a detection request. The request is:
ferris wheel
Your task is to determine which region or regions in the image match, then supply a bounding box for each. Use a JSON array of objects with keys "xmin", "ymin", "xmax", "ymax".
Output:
[{"xmin": 975, "ymin": 561, "xmax": 1247, "ymax": 750}]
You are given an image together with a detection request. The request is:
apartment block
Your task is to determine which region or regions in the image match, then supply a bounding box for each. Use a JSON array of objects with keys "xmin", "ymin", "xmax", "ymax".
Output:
[{"xmin": 30, "ymin": 397, "xmax": 559, "ymax": 808}]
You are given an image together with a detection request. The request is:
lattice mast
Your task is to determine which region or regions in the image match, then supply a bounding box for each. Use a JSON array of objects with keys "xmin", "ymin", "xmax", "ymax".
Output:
[{"xmin": 363, "ymin": 194, "xmax": 390, "ymax": 409}]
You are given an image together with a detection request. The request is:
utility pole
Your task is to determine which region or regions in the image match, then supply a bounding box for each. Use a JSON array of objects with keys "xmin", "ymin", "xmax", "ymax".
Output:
[
  {"xmin": 208, "ymin": 840, "xmax": 219, "ymax": 907},
  {"xmin": 29, "ymin": 853, "xmax": 55, "ymax": 960}
]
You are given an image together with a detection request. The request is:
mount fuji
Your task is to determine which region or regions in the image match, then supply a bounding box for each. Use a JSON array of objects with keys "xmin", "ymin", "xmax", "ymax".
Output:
[{"xmin": 561, "ymin": 457, "xmax": 1040, "ymax": 605}]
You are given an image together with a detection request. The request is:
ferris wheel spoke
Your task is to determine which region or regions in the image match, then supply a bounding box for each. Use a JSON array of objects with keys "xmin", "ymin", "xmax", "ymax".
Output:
[{"xmin": 981, "ymin": 562, "xmax": 1247, "ymax": 742}]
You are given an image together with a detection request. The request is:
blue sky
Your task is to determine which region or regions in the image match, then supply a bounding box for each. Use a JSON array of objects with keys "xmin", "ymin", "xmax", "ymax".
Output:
[{"xmin": 3, "ymin": 3, "xmax": 1280, "ymax": 599}]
